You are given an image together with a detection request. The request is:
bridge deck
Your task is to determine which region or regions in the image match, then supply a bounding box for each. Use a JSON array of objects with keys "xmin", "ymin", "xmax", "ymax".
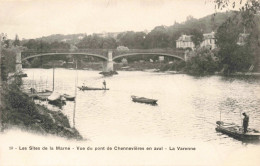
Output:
[{"xmin": 21, "ymin": 49, "xmax": 185, "ymax": 61}]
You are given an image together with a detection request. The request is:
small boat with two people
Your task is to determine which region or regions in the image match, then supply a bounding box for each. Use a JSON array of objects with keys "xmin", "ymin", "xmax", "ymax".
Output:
[
  {"xmin": 78, "ymin": 86, "xmax": 109, "ymax": 91},
  {"xmin": 131, "ymin": 95, "xmax": 158, "ymax": 105},
  {"xmin": 78, "ymin": 81, "xmax": 109, "ymax": 91},
  {"xmin": 216, "ymin": 121, "xmax": 260, "ymax": 141}
]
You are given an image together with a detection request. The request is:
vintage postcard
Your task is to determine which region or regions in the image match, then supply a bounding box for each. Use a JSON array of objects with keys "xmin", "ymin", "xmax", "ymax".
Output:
[{"xmin": 1, "ymin": 0, "xmax": 260, "ymax": 165}]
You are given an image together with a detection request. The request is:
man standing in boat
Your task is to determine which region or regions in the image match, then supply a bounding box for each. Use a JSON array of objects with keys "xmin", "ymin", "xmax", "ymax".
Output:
[
  {"xmin": 242, "ymin": 112, "xmax": 249, "ymax": 133},
  {"xmin": 103, "ymin": 80, "xmax": 106, "ymax": 89}
]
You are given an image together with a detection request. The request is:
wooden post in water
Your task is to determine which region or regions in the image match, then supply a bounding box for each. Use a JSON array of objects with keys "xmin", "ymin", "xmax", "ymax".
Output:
[
  {"xmin": 220, "ymin": 109, "xmax": 222, "ymax": 122},
  {"xmin": 52, "ymin": 61, "xmax": 55, "ymax": 92},
  {"xmin": 73, "ymin": 59, "xmax": 78, "ymax": 128},
  {"xmin": 239, "ymin": 109, "xmax": 243, "ymax": 126}
]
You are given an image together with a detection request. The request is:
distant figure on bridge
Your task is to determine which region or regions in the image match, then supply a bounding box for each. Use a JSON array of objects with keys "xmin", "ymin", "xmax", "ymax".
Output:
[
  {"xmin": 103, "ymin": 80, "xmax": 106, "ymax": 89},
  {"xmin": 242, "ymin": 112, "xmax": 249, "ymax": 133}
]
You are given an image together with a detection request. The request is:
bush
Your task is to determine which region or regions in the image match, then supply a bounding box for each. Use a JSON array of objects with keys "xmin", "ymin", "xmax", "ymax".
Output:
[
  {"xmin": 1, "ymin": 78, "xmax": 82, "ymax": 139},
  {"xmin": 185, "ymin": 47, "xmax": 219, "ymax": 75}
]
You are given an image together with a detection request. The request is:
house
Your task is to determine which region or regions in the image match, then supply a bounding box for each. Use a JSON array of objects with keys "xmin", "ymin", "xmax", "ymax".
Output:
[
  {"xmin": 200, "ymin": 31, "xmax": 216, "ymax": 49},
  {"xmin": 159, "ymin": 56, "xmax": 164, "ymax": 62},
  {"xmin": 176, "ymin": 35, "xmax": 195, "ymax": 50},
  {"xmin": 117, "ymin": 46, "xmax": 129, "ymax": 51}
]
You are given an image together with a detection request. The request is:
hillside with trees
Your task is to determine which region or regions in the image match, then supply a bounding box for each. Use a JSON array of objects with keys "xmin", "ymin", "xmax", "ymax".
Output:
[
  {"xmin": 21, "ymin": 12, "xmax": 235, "ymax": 50},
  {"xmin": 18, "ymin": 8, "xmax": 259, "ymax": 74}
]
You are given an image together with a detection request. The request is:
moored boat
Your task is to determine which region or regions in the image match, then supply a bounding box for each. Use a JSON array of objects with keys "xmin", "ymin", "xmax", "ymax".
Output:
[
  {"xmin": 215, "ymin": 121, "xmax": 260, "ymax": 141},
  {"xmin": 63, "ymin": 94, "xmax": 75, "ymax": 101},
  {"xmin": 36, "ymin": 90, "xmax": 53, "ymax": 101},
  {"xmin": 131, "ymin": 95, "xmax": 158, "ymax": 105},
  {"xmin": 47, "ymin": 92, "xmax": 66, "ymax": 107},
  {"xmin": 99, "ymin": 71, "xmax": 118, "ymax": 76},
  {"xmin": 26, "ymin": 88, "xmax": 52, "ymax": 100}
]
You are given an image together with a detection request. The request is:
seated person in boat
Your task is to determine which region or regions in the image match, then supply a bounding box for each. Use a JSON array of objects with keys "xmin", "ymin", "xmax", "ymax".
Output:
[
  {"xmin": 242, "ymin": 112, "xmax": 249, "ymax": 133},
  {"xmin": 82, "ymin": 83, "xmax": 87, "ymax": 88}
]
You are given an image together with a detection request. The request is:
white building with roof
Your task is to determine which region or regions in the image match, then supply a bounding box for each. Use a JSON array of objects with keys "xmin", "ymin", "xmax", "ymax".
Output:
[
  {"xmin": 200, "ymin": 31, "xmax": 216, "ymax": 49},
  {"xmin": 176, "ymin": 35, "xmax": 195, "ymax": 50}
]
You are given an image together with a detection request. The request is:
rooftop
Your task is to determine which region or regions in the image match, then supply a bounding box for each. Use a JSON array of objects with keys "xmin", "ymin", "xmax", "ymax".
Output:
[
  {"xmin": 177, "ymin": 35, "xmax": 192, "ymax": 42},
  {"xmin": 203, "ymin": 32, "xmax": 215, "ymax": 39}
]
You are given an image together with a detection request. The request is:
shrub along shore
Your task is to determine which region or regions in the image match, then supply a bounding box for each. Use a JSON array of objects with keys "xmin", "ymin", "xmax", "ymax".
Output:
[{"xmin": 0, "ymin": 77, "xmax": 82, "ymax": 140}]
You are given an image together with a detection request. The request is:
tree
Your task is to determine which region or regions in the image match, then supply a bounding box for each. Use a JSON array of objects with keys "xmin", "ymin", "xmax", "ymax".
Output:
[
  {"xmin": 213, "ymin": 0, "xmax": 260, "ymax": 28},
  {"xmin": 191, "ymin": 29, "xmax": 203, "ymax": 47},
  {"xmin": 13, "ymin": 34, "xmax": 20, "ymax": 47},
  {"xmin": 50, "ymin": 41, "xmax": 70, "ymax": 49},
  {"xmin": 185, "ymin": 47, "xmax": 219, "ymax": 75},
  {"xmin": 23, "ymin": 39, "xmax": 50, "ymax": 51},
  {"xmin": 144, "ymin": 26, "xmax": 169, "ymax": 48},
  {"xmin": 102, "ymin": 37, "xmax": 117, "ymax": 49},
  {"xmin": 76, "ymin": 35, "xmax": 103, "ymax": 49},
  {"xmin": 213, "ymin": 0, "xmax": 260, "ymax": 73},
  {"xmin": 186, "ymin": 15, "xmax": 196, "ymax": 22},
  {"xmin": 133, "ymin": 32, "xmax": 146, "ymax": 49},
  {"xmin": 1, "ymin": 33, "xmax": 8, "ymax": 81},
  {"xmin": 215, "ymin": 14, "xmax": 255, "ymax": 74},
  {"xmin": 117, "ymin": 31, "xmax": 136, "ymax": 48},
  {"xmin": 1, "ymin": 36, "xmax": 17, "ymax": 81},
  {"xmin": 247, "ymin": 16, "xmax": 260, "ymax": 70}
]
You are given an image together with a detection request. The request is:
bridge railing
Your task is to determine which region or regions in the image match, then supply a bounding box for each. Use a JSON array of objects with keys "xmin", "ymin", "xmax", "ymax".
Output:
[
  {"xmin": 21, "ymin": 48, "xmax": 185, "ymax": 59},
  {"xmin": 21, "ymin": 49, "xmax": 110, "ymax": 58},
  {"xmin": 113, "ymin": 48, "xmax": 185, "ymax": 58}
]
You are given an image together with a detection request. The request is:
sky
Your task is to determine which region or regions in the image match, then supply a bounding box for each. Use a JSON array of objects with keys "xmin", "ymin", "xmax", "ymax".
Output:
[{"xmin": 0, "ymin": 0, "xmax": 234, "ymax": 39}]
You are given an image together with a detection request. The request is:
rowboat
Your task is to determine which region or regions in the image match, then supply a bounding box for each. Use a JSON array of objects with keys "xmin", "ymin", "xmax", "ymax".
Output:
[
  {"xmin": 62, "ymin": 94, "xmax": 75, "ymax": 101},
  {"xmin": 99, "ymin": 71, "xmax": 118, "ymax": 76},
  {"xmin": 26, "ymin": 88, "xmax": 52, "ymax": 100},
  {"xmin": 36, "ymin": 90, "xmax": 53, "ymax": 101},
  {"xmin": 131, "ymin": 95, "xmax": 158, "ymax": 105},
  {"xmin": 47, "ymin": 92, "xmax": 66, "ymax": 107},
  {"xmin": 215, "ymin": 121, "xmax": 260, "ymax": 141},
  {"xmin": 78, "ymin": 86, "xmax": 109, "ymax": 91}
]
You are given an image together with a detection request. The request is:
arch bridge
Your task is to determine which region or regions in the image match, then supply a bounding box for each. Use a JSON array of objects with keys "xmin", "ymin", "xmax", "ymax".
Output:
[{"xmin": 16, "ymin": 49, "xmax": 186, "ymax": 73}]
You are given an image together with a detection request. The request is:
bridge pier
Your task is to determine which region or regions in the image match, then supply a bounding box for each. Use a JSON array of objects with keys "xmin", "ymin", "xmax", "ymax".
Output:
[
  {"xmin": 15, "ymin": 50, "xmax": 22, "ymax": 73},
  {"xmin": 102, "ymin": 50, "xmax": 114, "ymax": 72}
]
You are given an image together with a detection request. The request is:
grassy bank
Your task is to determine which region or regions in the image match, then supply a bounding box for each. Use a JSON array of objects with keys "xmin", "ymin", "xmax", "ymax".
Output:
[{"xmin": 0, "ymin": 78, "xmax": 82, "ymax": 140}]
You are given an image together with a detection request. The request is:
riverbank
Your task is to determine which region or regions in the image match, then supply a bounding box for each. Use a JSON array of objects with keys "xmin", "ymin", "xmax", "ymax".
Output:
[
  {"xmin": 0, "ymin": 80, "xmax": 82, "ymax": 140},
  {"xmin": 114, "ymin": 61, "xmax": 185, "ymax": 72}
]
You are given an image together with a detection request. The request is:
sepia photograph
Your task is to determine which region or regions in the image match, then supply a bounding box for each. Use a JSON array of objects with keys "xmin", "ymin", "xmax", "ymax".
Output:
[{"xmin": 0, "ymin": 0, "xmax": 260, "ymax": 165}]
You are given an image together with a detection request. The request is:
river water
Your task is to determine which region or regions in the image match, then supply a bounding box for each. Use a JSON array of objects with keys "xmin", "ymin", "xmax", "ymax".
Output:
[
  {"xmin": 21, "ymin": 68, "xmax": 260, "ymax": 145},
  {"xmin": 1, "ymin": 68, "xmax": 259, "ymax": 166}
]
